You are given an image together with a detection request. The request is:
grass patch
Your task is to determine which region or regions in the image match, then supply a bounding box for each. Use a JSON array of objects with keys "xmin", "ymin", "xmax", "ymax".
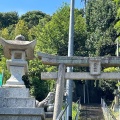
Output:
[
  {"xmin": 111, "ymin": 110, "xmax": 119, "ymax": 119},
  {"xmin": 72, "ymin": 102, "xmax": 80, "ymax": 120}
]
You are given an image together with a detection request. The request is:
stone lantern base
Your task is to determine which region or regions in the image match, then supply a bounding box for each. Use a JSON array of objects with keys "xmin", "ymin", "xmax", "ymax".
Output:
[
  {"xmin": 0, "ymin": 87, "xmax": 45, "ymax": 120},
  {"xmin": 0, "ymin": 108, "xmax": 45, "ymax": 120},
  {"xmin": 3, "ymin": 60, "xmax": 28, "ymax": 88}
]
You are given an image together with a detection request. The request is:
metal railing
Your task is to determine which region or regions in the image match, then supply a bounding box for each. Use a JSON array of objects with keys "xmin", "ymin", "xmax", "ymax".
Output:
[
  {"xmin": 101, "ymin": 98, "xmax": 117, "ymax": 120},
  {"xmin": 75, "ymin": 98, "xmax": 81, "ymax": 120},
  {"xmin": 56, "ymin": 103, "xmax": 68, "ymax": 120},
  {"xmin": 57, "ymin": 98, "xmax": 81, "ymax": 120}
]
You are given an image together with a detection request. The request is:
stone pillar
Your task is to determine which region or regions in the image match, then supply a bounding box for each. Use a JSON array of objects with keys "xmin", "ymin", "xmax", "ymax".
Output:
[{"xmin": 53, "ymin": 64, "xmax": 65, "ymax": 120}]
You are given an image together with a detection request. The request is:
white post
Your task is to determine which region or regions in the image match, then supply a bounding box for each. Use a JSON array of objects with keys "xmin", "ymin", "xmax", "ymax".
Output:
[
  {"xmin": 117, "ymin": 38, "xmax": 120, "ymax": 91},
  {"xmin": 53, "ymin": 64, "xmax": 65, "ymax": 120}
]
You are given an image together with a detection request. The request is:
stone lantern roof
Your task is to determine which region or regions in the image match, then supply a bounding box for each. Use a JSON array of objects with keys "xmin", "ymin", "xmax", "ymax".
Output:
[{"xmin": 0, "ymin": 35, "xmax": 36, "ymax": 59}]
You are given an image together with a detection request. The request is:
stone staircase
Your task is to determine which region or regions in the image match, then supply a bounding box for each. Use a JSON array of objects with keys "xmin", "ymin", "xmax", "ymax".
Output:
[{"xmin": 80, "ymin": 104, "xmax": 105, "ymax": 120}]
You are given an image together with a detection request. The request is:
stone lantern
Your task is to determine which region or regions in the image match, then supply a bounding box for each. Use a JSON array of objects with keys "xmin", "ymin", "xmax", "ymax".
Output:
[
  {"xmin": 0, "ymin": 35, "xmax": 36, "ymax": 87},
  {"xmin": 0, "ymin": 35, "xmax": 45, "ymax": 120}
]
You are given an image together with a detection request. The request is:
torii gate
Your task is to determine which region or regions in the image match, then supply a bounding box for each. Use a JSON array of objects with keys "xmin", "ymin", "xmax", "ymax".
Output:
[{"xmin": 38, "ymin": 52, "xmax": 120, "ymax": 120}]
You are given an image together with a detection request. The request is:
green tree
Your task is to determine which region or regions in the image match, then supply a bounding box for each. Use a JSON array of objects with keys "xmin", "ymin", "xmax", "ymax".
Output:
[
  {"xmin": 100, "ymin": 67, "xmax": 118, "ymax": 100},
  {"xmin": 84, "ymin": 0, "xmax": 118, "ymax": 102},
  {"xmin": 86, "ymin": 0, "xmax": 117, "ymax": 56},
  {"xmin": 1, "ymin": 28, "xmax": 9, "ymax": 39},
  {"xmin": 28, "ymin": 59, "xmax": 55, "ymax": 100},
  {"xmin": 0, "ymin": 12, "xmax": 18, "ymax": 29},
  {"xmin": 14, "ymin": 20, "xmax": 29, "ymax": 39},
  {"xmin": 27, "ymin": 4, "xmax": 87, "ymax": 101},
  {"xmin": 28, "ymin": 17, "xmax": 51, "ymax": 40},
  {"xmin": 20, "ymin": 11, "xmax": 51, "ymax": 29},
  {"xmin": 0, "ymin": 13, "xmax": 3, "ymax": 28},
  {"xmin": 36, "ymin": 4, "xmax": 87, "ymax": 56},
  {"xmin": 114, "ymin": 0, "xmax": 120, "ymax": 41},
  {"xmin": 0, "ymin": 57, "xmax": 10, "ymax": 84}
]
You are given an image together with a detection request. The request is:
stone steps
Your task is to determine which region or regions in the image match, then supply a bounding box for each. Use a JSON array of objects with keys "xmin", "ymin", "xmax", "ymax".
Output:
[{"xmin": 80, "ymin": 104, "xmax": 105, "ymax": 120}]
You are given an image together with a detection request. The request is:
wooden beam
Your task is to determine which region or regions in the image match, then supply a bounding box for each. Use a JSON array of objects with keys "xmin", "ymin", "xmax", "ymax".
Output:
[
  {"xmin": 38, "ymin": 52, "xmax": 120, "ymax": 67},
  {"xmin": 41, "ymin": 72, "xmax": 120, "ymax": 80}
]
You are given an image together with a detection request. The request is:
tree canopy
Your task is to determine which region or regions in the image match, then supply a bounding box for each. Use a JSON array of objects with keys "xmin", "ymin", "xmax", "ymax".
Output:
[
  {"xmin": 20, "ymin": 11, "xmax": 51, "ymax": 28},
  {"xmin": 86, "ymin": 0, "xmax": 117, "ymax": 56},
  {"xmin": 0, "ymin": 1, "xmax": 119, "ymax": 102},
  {"xmin": 35, "ymin": 5, "xmax": 87, "ymax": 56},
  {"xmin": 114, "ymin": 0, "xmax": 120, "ymax": 40},
  {"xmin": 0, "ymin": 12, "xmax": 18, "ymax": 29}
]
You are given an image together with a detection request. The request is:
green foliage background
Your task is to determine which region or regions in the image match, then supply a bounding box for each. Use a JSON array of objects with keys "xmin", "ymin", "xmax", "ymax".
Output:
[{"xmin": 0, "ymin": 0, "xmax": 119, "ymax": 102}]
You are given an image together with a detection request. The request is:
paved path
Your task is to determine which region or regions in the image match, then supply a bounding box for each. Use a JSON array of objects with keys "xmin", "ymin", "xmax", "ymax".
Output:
[{"xmin": 80, "ymin": 104, "xmax": 105, "ymax": 120}]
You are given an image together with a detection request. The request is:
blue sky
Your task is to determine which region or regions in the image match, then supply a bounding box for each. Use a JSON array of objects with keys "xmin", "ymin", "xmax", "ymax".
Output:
[{"xmin": 0, "ymin": 0, "xmax": 84, "ymax": 16}]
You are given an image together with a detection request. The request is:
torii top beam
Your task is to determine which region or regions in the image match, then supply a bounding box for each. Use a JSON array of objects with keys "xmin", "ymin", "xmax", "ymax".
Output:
[{"xmin": 37, "ymin": 52, "xmax": 120, "ymax": 67}]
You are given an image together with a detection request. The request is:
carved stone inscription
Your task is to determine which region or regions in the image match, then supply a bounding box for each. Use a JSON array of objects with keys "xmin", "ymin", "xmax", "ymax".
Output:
[{"xmin": 90, "ymin": 59, "xmax": 101, "ymax": 75}]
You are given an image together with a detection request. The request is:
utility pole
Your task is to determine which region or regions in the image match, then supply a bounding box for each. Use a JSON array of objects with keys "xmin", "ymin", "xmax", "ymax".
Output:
[
  {"xmin": 66, "ymin": 0, "xmax": 75, "ymax": 120},
  {"xmin": 116, "ymin": 38, "xmax": 120, "ymax": 120},
  {"xmin": 117, "ymin": 38, "xmax": 120, "ymax": 91}
]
